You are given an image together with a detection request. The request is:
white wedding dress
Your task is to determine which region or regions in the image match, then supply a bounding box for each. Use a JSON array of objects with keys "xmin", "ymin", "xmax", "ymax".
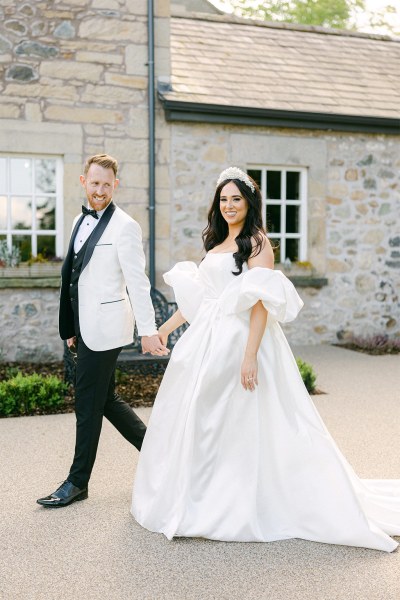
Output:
[{"xmin": 131, "ymin": 253, "xmax": 400, "ymax": 551}]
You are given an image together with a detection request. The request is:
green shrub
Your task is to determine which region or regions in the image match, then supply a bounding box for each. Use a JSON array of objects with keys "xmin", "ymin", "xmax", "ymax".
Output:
[
  {"xmin": 5, "ymin": 366, "xmax": 20, "ymax": 379},
  {"xmin": 115, "ymin": 367, "xmax": 129, "ymax": 385},
  {"xmin": 0, "ymin": 372, "xmax": 68, "ymax": 417},
  {"xmin": 296, "ymin": 358, "xmax": 317, "ymax": 394}
]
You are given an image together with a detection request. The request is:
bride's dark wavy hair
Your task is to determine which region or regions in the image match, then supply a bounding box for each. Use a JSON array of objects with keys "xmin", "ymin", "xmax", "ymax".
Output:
[{"xmin": 202, "ymin": 175, "xmax": 266, "ymax": 276}]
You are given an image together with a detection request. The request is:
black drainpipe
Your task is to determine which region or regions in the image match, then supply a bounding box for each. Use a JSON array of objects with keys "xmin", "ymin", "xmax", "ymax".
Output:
[{"xmin": 148, "ymin": 0, "xmax": 156, "ymax": 287}]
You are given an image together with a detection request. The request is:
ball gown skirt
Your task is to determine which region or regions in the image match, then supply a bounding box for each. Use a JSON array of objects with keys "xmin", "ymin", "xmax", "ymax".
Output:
[{"xmin": 131, "ymin": 253, "xmax": 400, "ymax": 552}]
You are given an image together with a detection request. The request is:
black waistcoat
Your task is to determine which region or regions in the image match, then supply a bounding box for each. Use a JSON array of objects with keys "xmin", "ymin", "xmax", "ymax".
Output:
[{"xmin": 69, "ymin": 236, "xmax": 91, "ymax": 337}]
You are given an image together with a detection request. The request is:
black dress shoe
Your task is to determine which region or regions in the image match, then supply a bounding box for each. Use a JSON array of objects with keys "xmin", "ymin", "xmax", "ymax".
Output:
[{"xmin": 37, "ymin": 480, "xmax": 88, "ymax": 508}]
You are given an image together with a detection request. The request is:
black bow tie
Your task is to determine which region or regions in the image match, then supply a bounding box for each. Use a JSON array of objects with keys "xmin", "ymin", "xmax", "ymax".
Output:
[{"xmin": 82, "ymin": 206, "xmax": 99, "ymax": 219}]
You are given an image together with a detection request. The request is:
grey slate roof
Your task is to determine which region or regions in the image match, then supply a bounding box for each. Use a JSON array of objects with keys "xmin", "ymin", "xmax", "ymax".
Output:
[{"xmin": 166, "ymin": 13, "xmax": 400, "ymax": 120}]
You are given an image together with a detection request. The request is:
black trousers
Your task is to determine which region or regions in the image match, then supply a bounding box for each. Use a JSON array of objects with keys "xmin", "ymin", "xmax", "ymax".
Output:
[{"xmin": 68, "ymin": 335, "xmax": 146, "ymax": 489}]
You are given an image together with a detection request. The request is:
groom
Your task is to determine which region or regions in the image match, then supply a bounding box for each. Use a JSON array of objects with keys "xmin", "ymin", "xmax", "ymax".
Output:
[{"xmin": 37, "ymin": 153, "xmax": 168, "ymax": 508}]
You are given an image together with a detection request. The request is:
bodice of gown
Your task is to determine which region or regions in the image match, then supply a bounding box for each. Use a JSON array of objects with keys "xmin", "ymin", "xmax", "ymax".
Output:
[
  {"xmin": 164, "ymin": 253, "xmax": 304, "ymax": 324},
  {"xmin": 198, "ymin": 253, "xmax": 247, "ymax": 299}
]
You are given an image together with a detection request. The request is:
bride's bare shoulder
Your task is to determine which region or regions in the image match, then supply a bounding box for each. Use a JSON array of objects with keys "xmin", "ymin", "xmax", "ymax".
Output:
[{"xmin": 249, "ymin": 234, "xmax": 274, "ymax": 269}]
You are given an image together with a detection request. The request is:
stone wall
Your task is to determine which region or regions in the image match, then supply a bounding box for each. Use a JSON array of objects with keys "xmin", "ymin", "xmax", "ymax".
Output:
[
  {"xmin": 0, "ymin": 287, "xmax": 62, "ymax": 361},
  {"xmin": 0, "ymin": 0, "xmax": 171, "ymax": 280},
  {"xmin": 168, "ymin": 123, "xmax": 400, "ymax": 344}
]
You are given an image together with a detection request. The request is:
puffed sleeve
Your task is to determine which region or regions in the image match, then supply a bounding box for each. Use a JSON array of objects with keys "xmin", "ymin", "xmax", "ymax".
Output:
[
  {"xmin": 223, "ymin": 267, "xmax": 303, "ymax": 323},
  {"xmin": 163, "ymin": 262, "xmax": 204, "ymax": 323}
]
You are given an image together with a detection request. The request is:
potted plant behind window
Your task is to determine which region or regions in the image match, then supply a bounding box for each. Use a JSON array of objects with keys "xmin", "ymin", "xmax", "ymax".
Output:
[{"xmin": 0, "ymin": 241, "xmax": 61, "ymax": 284}]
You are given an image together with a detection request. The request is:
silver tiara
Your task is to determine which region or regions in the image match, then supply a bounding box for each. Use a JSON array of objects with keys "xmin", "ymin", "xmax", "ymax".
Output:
[{"xmin": 216, "ymin": 167, "xmax": 255, "ymax": 193}]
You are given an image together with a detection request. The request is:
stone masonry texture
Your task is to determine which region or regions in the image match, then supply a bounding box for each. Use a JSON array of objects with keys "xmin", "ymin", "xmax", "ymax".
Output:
[
  {"xmin": 169, "ymin": 123, "xmax": 400, "ymax": 345},
  {"xmin": 0, "ymin": 288, "xmax": 62, "ymax": 361}
]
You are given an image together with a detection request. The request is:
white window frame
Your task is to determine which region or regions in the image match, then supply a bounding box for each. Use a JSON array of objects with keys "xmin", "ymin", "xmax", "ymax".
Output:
[
  {"xmin": 248, "ymin": 165, "xmax": 308, "ymax": 262},
  {"xmin": 0, "ymin": 154, "xmax": 64, "ymax": 258}
]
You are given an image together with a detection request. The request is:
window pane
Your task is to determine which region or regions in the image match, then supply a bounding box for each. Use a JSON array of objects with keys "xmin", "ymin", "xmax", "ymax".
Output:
[
  {"xmin": 10, "ymin": 158, "xmax": 32, "ymax": 195},
  {"xmin": 247, "ymin": 169, "xmax": 261, "ymax": 190},
  {"xmin": 286, "ymin": 238, "xmax": 299, "ymax": 262},
  {"xmin": 12, "ymin": 197, "xmax": 32, "ymax": 229},
  {"xmin": 286, "ymin": 171, "xmax": 300, "ymax": 200},
  {"xmin": 266, "ymin": 204, "xmax": 280, "ymax": 233},
  {"xmin": 270, "ymin": 238, "xmax": 280, "ymax": 263},
  {"xmin": 0, "ymin": 196, "xmax": 7, "ymax": 229},
  {"xmin": 266, "ymin": 171, "xmax": 281, "ymax": 200},
  {"xmin": 12, "ymin": 234, "xmax": 31, "ymax": 262},
  {"xmin": 0, "ymin": 158, "xmax": 6, "ymax": 193},
  {"xmin": 11, "ymin": 197, "xmax": 32, "ymax": 229},
  {"xmin": 37, "ymin": 196, "xmax": 56, "ymax": 230},
  {"xmin": 35, "ymin": 159, "xmax": 56, "ymax": 194},
  {"xmin": 286, "ymin": 205, "xmax": 300, "ymax": 233},
  {"xmin": 37, "ymin": 235, "xmax": 56, "ymax": 258}
]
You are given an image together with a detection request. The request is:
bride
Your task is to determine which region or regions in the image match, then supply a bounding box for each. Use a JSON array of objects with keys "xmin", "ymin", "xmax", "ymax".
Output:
[{"xmin": 131, "ymin": 167, "xmax": 400, "ymax": 551}]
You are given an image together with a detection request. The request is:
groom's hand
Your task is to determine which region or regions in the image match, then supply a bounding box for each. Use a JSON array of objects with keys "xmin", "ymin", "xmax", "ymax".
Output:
[
  {"xmin": 67, "ymin": 336, "xmax": 77, "ymax": 349},
  {"xmin": 141, "ymin": 335, "xmax": 170, "ymax": 356}
]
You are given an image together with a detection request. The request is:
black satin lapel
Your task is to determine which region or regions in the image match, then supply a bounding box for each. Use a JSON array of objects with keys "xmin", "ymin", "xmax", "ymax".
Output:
[
  {"xmin": 61, "ymin": 214, "xmax": 85, "ymax": 279},
  {"xmin": 81, "ymin": 202, "xmax": 116, "ymax": 273}
]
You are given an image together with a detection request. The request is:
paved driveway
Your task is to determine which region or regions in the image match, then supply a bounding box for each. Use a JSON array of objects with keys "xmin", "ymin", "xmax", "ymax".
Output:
[{"xmin": 1, "ymin": 345, "xmax": 399, "ymax": 600}]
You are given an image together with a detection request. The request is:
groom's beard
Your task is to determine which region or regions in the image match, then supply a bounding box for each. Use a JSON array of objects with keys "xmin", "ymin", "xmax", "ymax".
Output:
[{"xmin": 87, "ymin": 195, "xmax": 113, "ymax": 212}]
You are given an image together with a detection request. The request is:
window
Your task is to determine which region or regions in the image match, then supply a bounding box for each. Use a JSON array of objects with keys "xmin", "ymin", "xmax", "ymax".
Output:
[
  {"xmin": 0, "ymin": 155, "xmax": 63, "ymax": 261},
  {"xmin": 247, "ymin": 167, "xmax": 307, "ymax": 263}
]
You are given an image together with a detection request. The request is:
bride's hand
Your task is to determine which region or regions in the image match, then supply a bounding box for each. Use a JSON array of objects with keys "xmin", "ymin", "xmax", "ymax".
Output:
[
  {"xmin": 158, "ymin": 324, "xmax": 169, "ymax": 348},
  {"xmin": 241, "ymin": 354, "xmax": 258, "ymax": 392}
]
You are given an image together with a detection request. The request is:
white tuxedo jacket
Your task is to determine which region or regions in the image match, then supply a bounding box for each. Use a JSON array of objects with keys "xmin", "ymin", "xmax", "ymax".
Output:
[{"xmin": 59, "ymin": 202, "xmax": 157, "ymax": 351}]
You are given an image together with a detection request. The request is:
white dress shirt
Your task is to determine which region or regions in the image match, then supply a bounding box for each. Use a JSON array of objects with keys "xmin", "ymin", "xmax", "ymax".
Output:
[{"xmin": 74, "ymin": 205, "xmax": 107, "ymax": 253}]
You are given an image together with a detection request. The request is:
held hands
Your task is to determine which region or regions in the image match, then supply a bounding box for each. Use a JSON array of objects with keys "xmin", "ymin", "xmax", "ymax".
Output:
[
  {"xmin": 141, "ymin": 334, "xmax": 169, "ymax": 357},
  {"xmin": 157, "ymin": 324, "xmax": 169, "ymax": 348},
  {"xmin": 141, "ymin": 311, "xmax": 184, "ymax": 356},
  {"xmin": 241, "ymin": 353, "xmax": 258, "ymax": 392}
]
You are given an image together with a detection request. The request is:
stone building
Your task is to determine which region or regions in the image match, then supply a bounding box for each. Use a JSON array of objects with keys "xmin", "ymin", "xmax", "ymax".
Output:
[{"xmin": 0, "ymin": 0, "xmax": 399, "ymax": 361}]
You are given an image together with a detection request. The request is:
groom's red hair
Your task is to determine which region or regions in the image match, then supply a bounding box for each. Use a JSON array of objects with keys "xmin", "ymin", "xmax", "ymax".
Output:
[{"xmin": 84, "ymin": 154, "xmax": 118, "ymax": 177}]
